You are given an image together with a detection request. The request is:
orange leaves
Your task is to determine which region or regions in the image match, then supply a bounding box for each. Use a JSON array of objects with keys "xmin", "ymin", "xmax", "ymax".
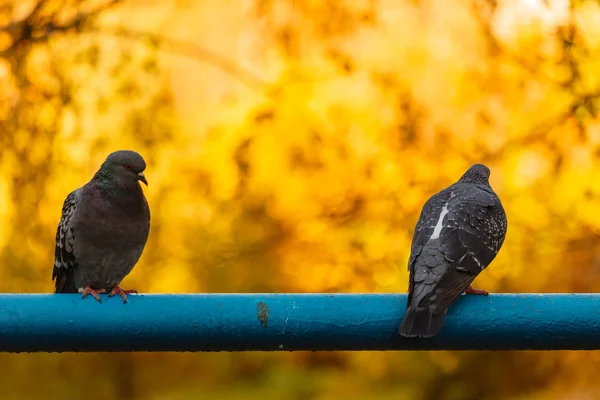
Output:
[{"xmin": 6, "ymin": 0, "xmax": 600, "ymax": 398}]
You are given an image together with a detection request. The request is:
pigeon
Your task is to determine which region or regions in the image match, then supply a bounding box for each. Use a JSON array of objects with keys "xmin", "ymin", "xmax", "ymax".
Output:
[
  {"xmin": 399, "ymin": 164, "xmax": 507, "ymax": 338},
  {"xmin": 52, "ymin": 150, "xmax": 151, "ymax": 303}
]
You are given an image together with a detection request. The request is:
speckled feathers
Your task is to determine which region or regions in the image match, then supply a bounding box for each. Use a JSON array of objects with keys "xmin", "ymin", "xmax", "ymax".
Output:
[
  {"xmin": 400, "ymin": 164, "xmax": 507, "ymax": 337},
  {"xmin": 52, "ymin": 150, "xmax": 151, "ymax": 301}
]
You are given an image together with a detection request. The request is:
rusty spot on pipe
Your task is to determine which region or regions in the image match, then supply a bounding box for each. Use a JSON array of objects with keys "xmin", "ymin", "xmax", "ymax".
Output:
[{"xmin": 257, "ymin": 302, "xmax": 270, "ymax": 328}]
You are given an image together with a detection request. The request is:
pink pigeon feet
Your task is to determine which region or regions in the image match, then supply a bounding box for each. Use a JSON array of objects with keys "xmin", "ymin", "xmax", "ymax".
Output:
[
  {"xmin": 464, "ymin": 285, "xmax": 489, "ymax": 296},
  {"xmin": 109, "ymin": 285, "xmax": 138, "ymax": 304},
  {"xmin": 81, "ymin": 286, "xmax": 106, "ymax": 302}
]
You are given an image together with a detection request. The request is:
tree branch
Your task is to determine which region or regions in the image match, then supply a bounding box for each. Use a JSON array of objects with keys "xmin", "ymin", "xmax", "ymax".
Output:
[
  {"xmin": 0, "ymin": 0, "xmax": 123, "ymax": 55},
  {"xmin": 91, "ymin": 27, "xmax": 270, "ymax": 95}
]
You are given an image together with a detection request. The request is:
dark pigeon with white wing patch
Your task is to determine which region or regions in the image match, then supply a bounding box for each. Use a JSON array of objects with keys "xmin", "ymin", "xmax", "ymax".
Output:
[
  {"xmin": 399, "ymin": 164, "xmax": 507, "ymax": 338},
  {"xmin": 52, "ymin": 150, "xmax": 151, "ymax": 304}
]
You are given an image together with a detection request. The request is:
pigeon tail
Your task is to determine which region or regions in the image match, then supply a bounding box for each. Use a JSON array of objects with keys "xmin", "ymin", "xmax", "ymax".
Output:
[
  {"xmin": 54, "ymin": 269, "xmax": 78, "ymax": 294},
  {"xmin": 399, "ymin": 305, "xmax": 447, "ymax": 338}
]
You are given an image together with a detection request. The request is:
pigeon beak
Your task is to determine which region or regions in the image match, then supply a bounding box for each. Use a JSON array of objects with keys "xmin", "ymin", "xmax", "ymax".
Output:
[{"xmin": 137, "ymin": 172, "xmax": 148, "ymax": 186}]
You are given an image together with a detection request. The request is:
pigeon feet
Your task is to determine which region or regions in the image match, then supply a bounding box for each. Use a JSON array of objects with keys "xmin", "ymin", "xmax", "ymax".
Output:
[
  {"xmin": 108, "ymin": 285, "xmax": 138, "ymax": 304},
  {"xmin": 81, "ymin": 287, "xmax": 106, "ymax": 303},
  {"xmin": 464, "ymin": 285, "xmax": 488, "ymax": 296}
]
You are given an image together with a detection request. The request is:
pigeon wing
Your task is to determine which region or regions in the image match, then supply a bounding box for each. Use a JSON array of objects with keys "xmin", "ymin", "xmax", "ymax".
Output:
[
  {"xmin": 407, "ymin": 188, "xmax": 455, "ymax": 305},
  {"xmin": 52, "ymin": 189, "xmax": 81, "ymax": 293},
  {"xmin": 422, "ymin": 188, "xmax": 507, "ymax": 313}
]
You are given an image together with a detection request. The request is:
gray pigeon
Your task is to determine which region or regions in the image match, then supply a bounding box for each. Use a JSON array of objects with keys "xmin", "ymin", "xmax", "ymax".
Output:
[
  {"xmin": 399, "ymin": 164, "xmax": 507, "ymax": 337},
  {"xmin": 52, "ymin": 150, "xmax": 151, "ymax": 303}
]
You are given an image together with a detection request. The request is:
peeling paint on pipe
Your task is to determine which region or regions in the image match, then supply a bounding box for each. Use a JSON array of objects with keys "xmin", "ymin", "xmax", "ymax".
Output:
[{"xmin": 0, "ymin": 293, "xmax": 598, "ymax": 352}]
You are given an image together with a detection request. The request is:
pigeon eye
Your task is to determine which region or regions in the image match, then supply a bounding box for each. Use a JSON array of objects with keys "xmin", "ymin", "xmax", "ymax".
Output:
[{"xmin": 124, "ymin": 164, "xmax": 132, "ymax": 170}]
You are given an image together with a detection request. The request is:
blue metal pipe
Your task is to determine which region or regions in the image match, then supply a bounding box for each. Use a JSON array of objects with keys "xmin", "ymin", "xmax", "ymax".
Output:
[{"xmin": 0, "ymin": 293, "xmax": 597, "ymax": 352}]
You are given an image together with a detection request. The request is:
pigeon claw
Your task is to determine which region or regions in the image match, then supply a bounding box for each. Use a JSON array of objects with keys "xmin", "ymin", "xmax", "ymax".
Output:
[
  {"xmin": 81, "ymin": 287, "xmax": 106, "ymax": 303},
  {"xmin": 464, "ymin": 285, "xmax": 489, "ymax": 296},
  {"xmin": 108, "ymin": 285, "xmax": 138, "ymax": 304}
]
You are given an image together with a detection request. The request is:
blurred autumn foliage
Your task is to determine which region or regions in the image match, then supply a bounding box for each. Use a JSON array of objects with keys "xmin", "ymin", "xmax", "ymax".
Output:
[{"xmin": 2, "ymin": 0, "xmax": 600, "ymax": 398}]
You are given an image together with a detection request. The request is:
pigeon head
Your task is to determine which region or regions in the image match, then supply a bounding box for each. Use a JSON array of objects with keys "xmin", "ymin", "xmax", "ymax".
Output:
[
  {"xmin": 457, "ymin": 164, "xmax": 491, "ymax": 185},
  {"xmin": 95, "ymin": 150, "xmax": 148, "ymax": 188}
]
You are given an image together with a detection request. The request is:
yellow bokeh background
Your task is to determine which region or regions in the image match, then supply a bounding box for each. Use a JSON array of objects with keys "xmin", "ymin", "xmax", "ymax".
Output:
[{"xmin": 1, "ymin": 0, "xmax": 600, "ymax": 398}]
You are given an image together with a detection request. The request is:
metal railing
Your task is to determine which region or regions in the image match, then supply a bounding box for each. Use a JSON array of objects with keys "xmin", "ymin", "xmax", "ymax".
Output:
[{"xmin": 0, "ymin": 293, "xmax": 596, "ymax": 352}]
